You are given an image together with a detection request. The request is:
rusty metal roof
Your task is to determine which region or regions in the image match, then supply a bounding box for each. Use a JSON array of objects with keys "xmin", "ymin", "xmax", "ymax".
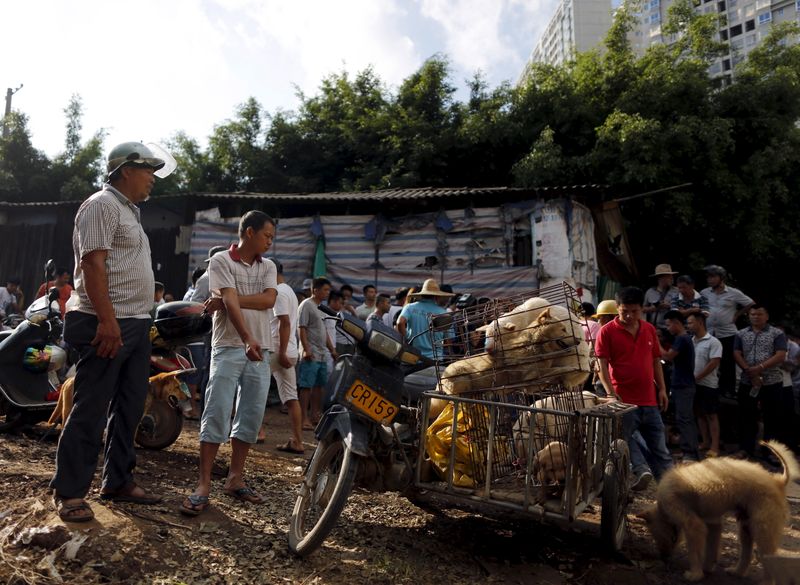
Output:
[{"xmin": 0, "ymin": 185, "xmax": 606, "ymax": 207}]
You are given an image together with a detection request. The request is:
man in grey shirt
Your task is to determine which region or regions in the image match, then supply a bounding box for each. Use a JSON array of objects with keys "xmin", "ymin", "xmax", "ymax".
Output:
[
  {"xmin": 297, "ymin": 277, "xmax": 337, "ymax": 429},
  {"xmin": 50, "ymin": 142, "xmax": 173, "ymax": 522},
  {"xmin": 701, "ymin": 265, "xmax": 754, "ymax": 398},
  {"xmin": 643, "ymin": 264, "xmax": 679, "ymax": 330}
]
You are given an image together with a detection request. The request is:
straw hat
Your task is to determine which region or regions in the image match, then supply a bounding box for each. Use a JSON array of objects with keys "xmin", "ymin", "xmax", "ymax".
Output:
[
  {"xmin": 592, "ymin": 299, "xmax": 618, "ymax": 318},
  {"xmin": 407, "ymin": 279, "xmax": 455, "ymax": 298},
  {"xmin": 650, "ymin": 263, "xmax": 678, "ymax": 277}
]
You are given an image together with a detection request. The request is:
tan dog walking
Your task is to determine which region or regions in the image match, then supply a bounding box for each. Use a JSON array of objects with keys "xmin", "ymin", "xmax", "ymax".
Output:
[{"xmin": 638, "ymin": 440, "xmax": 800, "ymax": 584}]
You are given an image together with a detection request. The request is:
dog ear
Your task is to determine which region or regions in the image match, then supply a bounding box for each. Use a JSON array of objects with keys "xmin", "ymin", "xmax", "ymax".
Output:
[
  {"xmin": 503, "ymin": 322, "xmax": 517, "ymax": 331},
  {"xmin": 537, "ymin": 308, "xmax": 552, "ymax": 323},
  {"xmin": 636, "ymin": 507, "xmax": 656, "ymax": 521}
]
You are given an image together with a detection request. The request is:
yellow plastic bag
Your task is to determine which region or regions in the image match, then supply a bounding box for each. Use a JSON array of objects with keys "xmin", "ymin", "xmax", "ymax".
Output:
[{"xmin": 425, "ymin": 402, "xmax": 485, "ymax": 487}]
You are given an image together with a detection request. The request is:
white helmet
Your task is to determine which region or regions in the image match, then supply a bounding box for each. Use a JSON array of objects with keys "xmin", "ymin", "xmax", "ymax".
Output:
[{"xmin": 106, "ymin": 142, "xmax": 176, "ymax": 179}]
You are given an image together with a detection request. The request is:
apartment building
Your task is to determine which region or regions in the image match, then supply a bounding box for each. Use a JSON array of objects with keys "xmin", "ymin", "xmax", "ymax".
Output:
[
  {"xmin": 631, "ymin": 0, "xmax": 799, "ymax": 81},
  {"xmin": 521, "ymin": 0, "xmax": 614, "ymax": 74}
]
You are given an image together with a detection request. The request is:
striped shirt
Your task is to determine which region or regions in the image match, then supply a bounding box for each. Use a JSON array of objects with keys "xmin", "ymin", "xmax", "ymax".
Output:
[
  {"xmin": 208, "ymin": 245, "xmax": 277, "ymax": 349},
  {"xmin": 72, "ymin": 185, "xmax": 154, "ymax": 319}
]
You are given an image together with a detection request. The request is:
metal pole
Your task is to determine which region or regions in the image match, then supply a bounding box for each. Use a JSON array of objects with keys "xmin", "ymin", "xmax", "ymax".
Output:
[{"xmin": 2, "ymin": 85, "xmax": 23, "ymax": 138}]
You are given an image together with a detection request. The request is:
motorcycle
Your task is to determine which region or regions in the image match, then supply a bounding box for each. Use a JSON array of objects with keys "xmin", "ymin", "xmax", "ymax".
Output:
[
  {"xmin": 288, "ymin": 304, "xmax": 439, "ymax": 556},
  {"xmin": 0, "ymin": 260, "xmax": 68, "ymax": 431},
  {"xmin": 135, "ymin": 300, "xmax": 211, "ymax": 450}
]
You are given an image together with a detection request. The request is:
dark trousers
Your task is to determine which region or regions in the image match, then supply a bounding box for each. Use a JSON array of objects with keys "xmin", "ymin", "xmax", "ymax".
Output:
[
  {"xmin": 672, "ymin": 384, "xmax": 699, "ymax": 459},
  {"xmin": 737, "ymin": 381, "xmax": 783, "ymax": 456},
  {"xmin": 717, "ymin": 335, "xmax": 736, "ymax": 397},
  {"xmin": 50, "ymin": 312, "xmax": 151, "ymax": 499}
]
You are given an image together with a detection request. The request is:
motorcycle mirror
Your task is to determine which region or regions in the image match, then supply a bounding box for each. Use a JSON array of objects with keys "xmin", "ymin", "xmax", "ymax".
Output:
[
  {"xmin": 48, "ymin": 287, "xmax": 60, "ymax": 302},
  {"xmin": 45, "ymin": 259, "xmax": 56, "ymax": 281}
]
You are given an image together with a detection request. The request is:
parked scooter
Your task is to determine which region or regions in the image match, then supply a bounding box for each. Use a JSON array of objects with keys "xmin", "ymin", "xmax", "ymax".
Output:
[
  {"xmin": 136, "ymin": 301, "xmax": 211, "ymax": 449},
  {"xmin": 0, "ymin": 260, "xmax": 67, "ymax": 431},
  {"xmin": 288, "ymin": 304, "xmax": 440, "ymax": 556}
]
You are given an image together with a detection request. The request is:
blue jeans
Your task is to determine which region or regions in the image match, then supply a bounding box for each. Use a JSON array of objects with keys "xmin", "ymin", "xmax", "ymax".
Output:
[
  {"xmin": 671, "ymin": 385, "xmax": 699, "ymax": 460},
  {"xmin": 622, "ymin": 406, "xmax": 674, "ymax": 479}
]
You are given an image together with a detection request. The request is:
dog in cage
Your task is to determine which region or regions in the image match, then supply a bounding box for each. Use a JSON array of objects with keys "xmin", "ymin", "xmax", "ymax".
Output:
[{"xmin": 429, "ymin": 300, "xmax": 591, "ymax": 419}]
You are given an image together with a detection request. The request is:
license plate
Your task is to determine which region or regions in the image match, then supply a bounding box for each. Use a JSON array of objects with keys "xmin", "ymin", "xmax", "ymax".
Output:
[{"xmin": 344, "ymin": 379, "xmax": 399, "ymax": 424}]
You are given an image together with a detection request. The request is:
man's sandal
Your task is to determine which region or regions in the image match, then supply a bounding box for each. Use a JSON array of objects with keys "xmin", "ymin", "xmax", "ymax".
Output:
[
  {"xmin": 54, "ymin": 496, "xmax": 94, "ymax": 523},
  {"xmin": 180, "ymin": 494, "xmax": 210, "ymax": 516},
  {"xmin": 224, "ymin": 486, "xmax": 266, "ymax": 504},
  {"xmin": 100, "ymin": 483, "xmax": 162, "ymax": 504}
]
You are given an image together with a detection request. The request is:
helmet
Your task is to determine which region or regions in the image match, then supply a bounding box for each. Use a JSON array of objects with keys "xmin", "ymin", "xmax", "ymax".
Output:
[
  {"xmin": 154, "ymin": 301, "xmax": 212, "ymax": 341},
  {"xmin": 704, "ymin": 265, "xmax": 727, "ymax": 279},
  {"xmin": 47, "ymin": 345, "xmax": 67, "ymax": 372},
  {"xmin": 23, "ymin": 346, "xmax": 51, "ymax": 373},
  {"xmin": 592, "ymin": 299, "xmax": 618, "ymax": 318},
  {"xmin": 106, "ymin": 142, "xmax": 167, "ymax": 177}
]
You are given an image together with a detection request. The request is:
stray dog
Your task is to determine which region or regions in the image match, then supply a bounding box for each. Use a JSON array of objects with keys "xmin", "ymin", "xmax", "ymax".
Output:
[
  {"xmin": 48, "ymin": 371, "xmax": 187, "ymax": 428},
  {"xmin": 638, "ymin": 440, "xmax": 800, "ymax": 584},
  {"xmin": 535, "ymin": 441, "xmax": 569, "ymax": 484}
]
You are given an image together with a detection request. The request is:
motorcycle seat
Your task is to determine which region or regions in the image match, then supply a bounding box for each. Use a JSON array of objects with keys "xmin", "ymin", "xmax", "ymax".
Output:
[{"xmin": 403, "ymin": 366, "xmax": 438, "ymax": 403}]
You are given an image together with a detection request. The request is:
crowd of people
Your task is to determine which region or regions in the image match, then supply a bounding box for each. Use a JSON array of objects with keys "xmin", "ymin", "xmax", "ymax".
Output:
[
  {"xmin": 590, "ymin": 263, "xmax": 800, "ymax": 492},
  {"xmin": 35, "ymin": 141, "xmax": 799, "ymax": 522}
]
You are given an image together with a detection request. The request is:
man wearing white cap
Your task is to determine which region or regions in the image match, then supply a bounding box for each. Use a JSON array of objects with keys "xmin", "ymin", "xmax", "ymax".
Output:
[
  {"xmin": 643, "ymin": 264, "xmax": 679, "ymax": 330},
  {"xmin": 397, "ymin": 279, "xmax": 454, "ymax": 360}
]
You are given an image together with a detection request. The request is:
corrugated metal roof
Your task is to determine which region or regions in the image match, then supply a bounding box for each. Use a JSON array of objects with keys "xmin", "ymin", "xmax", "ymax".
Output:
[{"xmin": 0, "ymin": 185, "xmax": 606, "ymax": 207}]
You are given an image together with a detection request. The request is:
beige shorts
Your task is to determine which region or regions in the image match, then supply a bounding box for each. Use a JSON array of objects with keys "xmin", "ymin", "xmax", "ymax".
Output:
[{"xmin": 269, "ymin": 353, "xmax": 298, "ymax": 403}]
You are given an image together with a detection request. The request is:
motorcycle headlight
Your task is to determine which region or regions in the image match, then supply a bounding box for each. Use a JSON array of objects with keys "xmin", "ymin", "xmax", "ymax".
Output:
[{"xmin": 367, "ymin": 331, "xmax": 402, "ymax": 360}]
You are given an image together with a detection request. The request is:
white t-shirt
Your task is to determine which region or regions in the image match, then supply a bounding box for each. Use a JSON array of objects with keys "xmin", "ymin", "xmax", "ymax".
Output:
[
  {"xmin": 693, "ymin": 332, "xmax": 724, "ymax": 389},
  {"xmin": 270, "ymin": 282, "xmax": 299, "ymax": 359}
]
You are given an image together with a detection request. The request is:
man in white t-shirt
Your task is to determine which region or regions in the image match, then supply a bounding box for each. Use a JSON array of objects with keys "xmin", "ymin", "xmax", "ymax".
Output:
[
  {"xmin": 258, "ymin": 259, "xmax": 303, "ymax": 455},
  {"xmin": 687, "ymin": 312, "xmax": 723, "ymax": 457}
]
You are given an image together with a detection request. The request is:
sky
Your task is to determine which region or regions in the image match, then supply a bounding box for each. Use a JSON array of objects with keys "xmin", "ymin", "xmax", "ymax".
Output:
[{"xmin": 1, "ymin": 0, "xmax": 558, "ymax": 159}]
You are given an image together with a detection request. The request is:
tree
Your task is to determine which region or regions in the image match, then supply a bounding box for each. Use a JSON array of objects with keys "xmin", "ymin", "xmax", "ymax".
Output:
[
  {"xmin": 50, "ymin": 95, "xmax": 105, "ymax": 201},
  {"xmin": 0, "ymin": 112, "xmax": 52, "ymax": 202}
]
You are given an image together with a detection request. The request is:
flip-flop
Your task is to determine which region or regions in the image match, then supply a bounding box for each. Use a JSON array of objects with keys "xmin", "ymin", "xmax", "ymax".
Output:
[
  {"xmin": 100, "ymin": 483, "xmax": 162, "ymax": 504},
  {"xmin": 276, "ymin": 442, "xmax": 305, "ymax": 455},
  {"xmin": 180, "ymin": 494, "xmax": 210, "ymax": 516},
  {"xmin": 302, "ymin": 423, "xmax": 315, "ymax": 431},
  {"xmin": 224, "ymin": 486, "xmax": 266, "ymax": 504},
  {"xmin": 54, "ymin": 497, "xmax": 94, "ymax": 523}
]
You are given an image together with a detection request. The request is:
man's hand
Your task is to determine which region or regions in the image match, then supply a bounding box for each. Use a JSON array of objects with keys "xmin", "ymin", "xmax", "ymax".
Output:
[
  {"xmin": 278, "ymin": 350, "xmax": 292, "ymax": 369},
  {"xmin": 92, "ymin": 319, "xmax": 123, "ymax": 359},
  {"xmin": 303, "ymin": 348, "xmax": 314, "ymax": 361},
  {"xmin": 244, "ymin": 337, "xmax": 263, "ymax": 361},
  {"xmin": 657, "ymin": 388, "xmax": 669, "ymax": 411},
  {"xmin": 330, "ymin": 349, "xmax": 338, "ymax": 361},
  {"xmin": 204, "ymin": 297, "xmax": 225, "ymax": 314}
]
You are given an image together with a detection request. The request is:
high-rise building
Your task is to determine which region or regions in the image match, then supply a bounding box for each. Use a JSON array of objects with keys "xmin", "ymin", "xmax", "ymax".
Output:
[
  {"xmin": 630, "ymin": 0, "xmax": 798, "ymax": 82},
  {"xmin": 521, "ymin": 0, "xmax": 614, "ymax": 75}
]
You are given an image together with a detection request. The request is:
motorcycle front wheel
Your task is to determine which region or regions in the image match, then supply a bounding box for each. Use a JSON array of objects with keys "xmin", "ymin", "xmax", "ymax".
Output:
[
  {"xmin": 134, "ymin": 400, "xmax": 183, "ymax": 450},
  {"xmin": 0, "ymin": 394, "xmax": 23, "ymax": 432},
  {"xmin": 288, "ymin": 436, "xmax": 358, "ymax": 557}
]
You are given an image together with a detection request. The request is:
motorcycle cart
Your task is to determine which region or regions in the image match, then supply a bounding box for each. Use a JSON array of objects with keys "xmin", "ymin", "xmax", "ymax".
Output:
[{"xmin": 414, "ymin": 282, "xmax": 635, "ymax": 551}]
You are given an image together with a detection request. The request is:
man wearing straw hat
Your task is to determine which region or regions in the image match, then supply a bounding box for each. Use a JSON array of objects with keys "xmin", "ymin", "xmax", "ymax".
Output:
[
  {"xmin": 397, "ymin": 279, "xmax": 454, "ymax": 360},
  {"xmin": 643, "ymin": 263, "xmax": 679, "ymax": 330}
]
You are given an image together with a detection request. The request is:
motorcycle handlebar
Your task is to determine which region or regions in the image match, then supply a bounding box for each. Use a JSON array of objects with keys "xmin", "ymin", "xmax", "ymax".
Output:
[{"xmin": 316, "ymin": 304, "xmax": 338, "ymax": 317}]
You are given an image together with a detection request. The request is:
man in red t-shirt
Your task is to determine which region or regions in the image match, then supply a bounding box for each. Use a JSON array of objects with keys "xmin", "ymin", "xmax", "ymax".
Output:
[
  {"xmin": 595, "ymin": 286, "xmax": 673, "ymax": 491},
  {"xmin": 35, "ymin": 268, "xmax": 73, "ymax": 318}
]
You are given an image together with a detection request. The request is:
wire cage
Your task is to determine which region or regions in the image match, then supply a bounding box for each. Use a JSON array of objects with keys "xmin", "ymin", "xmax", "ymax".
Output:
[
  {"xmin": 416, "ymin": 282, "xmax": 634, "ymax": 519},
  {"xmin": 428, "ymin": 282, "xmax": 593, "ymax": 397}
]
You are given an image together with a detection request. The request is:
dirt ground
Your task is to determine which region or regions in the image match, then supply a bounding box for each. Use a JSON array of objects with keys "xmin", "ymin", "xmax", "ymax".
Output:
[{"xmin": 1, "ymin": 408, "xmax": 799, "ymax": 585}]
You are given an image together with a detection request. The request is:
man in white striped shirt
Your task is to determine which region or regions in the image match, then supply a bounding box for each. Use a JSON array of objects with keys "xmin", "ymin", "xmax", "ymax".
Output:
[{"xmin": 50, "ymin": 142, "xmax": 173, "ymax": 523}]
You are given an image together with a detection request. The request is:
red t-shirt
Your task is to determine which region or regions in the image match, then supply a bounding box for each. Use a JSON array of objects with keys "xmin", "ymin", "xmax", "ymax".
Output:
[{"xmin": 594, "ymin": 317, "xmax": 660, "ymax": 406}]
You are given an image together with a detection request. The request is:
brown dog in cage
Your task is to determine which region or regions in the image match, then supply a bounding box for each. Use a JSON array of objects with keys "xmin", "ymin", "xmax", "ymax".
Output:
[
  {"xmin": 429, "ymin": 300, "xmax": 591, "ymax": 419},
  {"xmin": 535, "ymin": 441, "xmax": 569, "ymax": 484}
]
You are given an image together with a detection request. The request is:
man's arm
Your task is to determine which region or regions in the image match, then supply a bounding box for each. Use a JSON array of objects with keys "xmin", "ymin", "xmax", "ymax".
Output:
[
  {"xmin": 276, "ymin": 314, "xmax": 292, "ymax": 368},
  {"xmin": 695, "ymin": 357, "xmax": 721, "ymax": 383},
  {"xmin": 237, "ymin": 290, "xmax": 277, "ymax": 310},
  {"xmin": 661, "ymin": 348, "xmax": 679, "ymax": 361},
  {"xmin": 220, "ymin": 287, "xmax": 262, "ymax": 361},
  {"xmin": 597, "ymin": 358, "xmax": 618, "ymax": 399},
  {"xmin": 298, "ymin": 326, "xmax": 313, "ymax": 361},
  {"xmin": 397, "ymin": 315, "xmax": 408, "ymax": 337},
  {"xmin": 653, "ymin": 357, "xmax": 668, "ymax": 411},
  {"xmin": 81, "ymin": 250, "xmax": 122, "ymax": 359}
]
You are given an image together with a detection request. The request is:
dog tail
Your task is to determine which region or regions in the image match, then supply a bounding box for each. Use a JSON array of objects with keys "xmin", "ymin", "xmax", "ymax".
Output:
[{"xmin": 761, "ymin": 440, "xmax": 800, "ymax": 486}]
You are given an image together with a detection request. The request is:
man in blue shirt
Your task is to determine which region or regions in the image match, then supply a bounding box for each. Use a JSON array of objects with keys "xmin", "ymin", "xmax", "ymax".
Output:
[
  {"xmin": 662, "ymin": 310, "xmax": 698, "ymax": 461},
  {"xmin": 396, "ymin": 279, "xmax": 454, "ymax": 359}
]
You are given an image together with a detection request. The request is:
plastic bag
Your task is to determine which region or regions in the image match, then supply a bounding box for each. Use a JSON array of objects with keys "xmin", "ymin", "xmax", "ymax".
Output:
[{"xmin": 425, "ymin": 402, "xmax": 484, "ymax": 487}]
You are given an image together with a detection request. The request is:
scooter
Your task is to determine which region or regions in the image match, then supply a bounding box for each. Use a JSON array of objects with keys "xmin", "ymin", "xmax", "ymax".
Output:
[
  {"xmin": 288, "ymin": 304, "xmax": 440, "ymax": 556},
  {"xmin": 0, "ymin": 262, "xmax": 67, "ymax": 432}
]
